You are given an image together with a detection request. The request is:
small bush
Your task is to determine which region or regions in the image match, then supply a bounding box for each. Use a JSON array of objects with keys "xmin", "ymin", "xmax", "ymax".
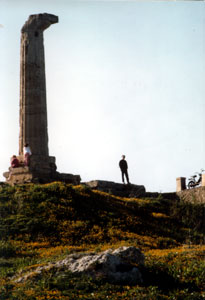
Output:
[{"xmin": 0, "ymin": 241, "xmax": 16, "ymax": 258}]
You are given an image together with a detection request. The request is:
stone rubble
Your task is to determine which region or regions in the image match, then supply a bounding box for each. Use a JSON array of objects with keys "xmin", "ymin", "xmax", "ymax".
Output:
[{"xmin": 84, "ymin": 180, "xmax": 146, "ymax": 197}]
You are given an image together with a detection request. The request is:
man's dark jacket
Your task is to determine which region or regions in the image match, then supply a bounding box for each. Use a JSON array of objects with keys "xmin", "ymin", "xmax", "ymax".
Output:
[{"xmin": 119, "ymin": 159, "xmax": 128, "ymax": 171}]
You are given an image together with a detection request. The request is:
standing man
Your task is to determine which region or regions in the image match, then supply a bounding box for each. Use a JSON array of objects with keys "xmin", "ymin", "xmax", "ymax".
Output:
[{"xmin": 119, "ymin": 155, "xmax": 130, "ymax": 184}]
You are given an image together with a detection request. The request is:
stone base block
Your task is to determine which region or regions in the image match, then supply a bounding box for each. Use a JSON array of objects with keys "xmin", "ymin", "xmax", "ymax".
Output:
[
  {"xmin": 55, "ymin": 172, "xmax": 81, "ymax": 185},
  {"xmin": 202, "ymin": 174, "xmax": 205, "ymax": 187},
  {"xmin": 84, "ymin": 180, "xmax": 145, "ymax": 198},
  {"xmin": 176, "ymin": 177, "xmax": 186, "ymax": 192},
  {"xmin": 3, "ymin": 169, "xmax": 81, "ymax": 185},
  {"xmin": 3, "ymin": 155, "xmax": 81, "ymax": 185},
  {"xmin": 3, "ymin": 167, "xmax": 34, "ymax": 184}
]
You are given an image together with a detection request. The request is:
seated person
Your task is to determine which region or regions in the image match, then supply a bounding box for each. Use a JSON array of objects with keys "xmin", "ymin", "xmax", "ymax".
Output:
[
  {"xmin": 24, "ymin": 143, "xmax": 32, "ymax": 166},
  {"xmin": 11, "ymin": 155, "xmax": 20, "ymax": 168}
]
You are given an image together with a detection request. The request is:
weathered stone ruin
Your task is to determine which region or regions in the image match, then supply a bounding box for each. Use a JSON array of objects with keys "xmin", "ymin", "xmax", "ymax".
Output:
[
  {"xmin": 3, "ymin": 13, "xmax": 146, "ymax": 192},
  {"xmin": 3, "ymin": 13, "xmax": 80, "ymax": 185}
]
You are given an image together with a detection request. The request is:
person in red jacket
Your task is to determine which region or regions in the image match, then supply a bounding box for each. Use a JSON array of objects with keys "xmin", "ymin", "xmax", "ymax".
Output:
[
  {"xmin": 119, "ymin": 155, "xmax": 130, "ymax": 184},
  {"xmin": 8, "ymin": 155, "xmax": 20, "ymax": 180},
  {"xmin": 11, "ymin": 155, "xmax": 20, "ymax": 168}
]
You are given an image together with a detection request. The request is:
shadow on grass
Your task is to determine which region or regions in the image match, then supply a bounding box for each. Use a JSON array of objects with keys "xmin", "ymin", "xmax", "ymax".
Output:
[{"xmin": 140, "ymin": 266, "xmax": 199, "ymax": 293}]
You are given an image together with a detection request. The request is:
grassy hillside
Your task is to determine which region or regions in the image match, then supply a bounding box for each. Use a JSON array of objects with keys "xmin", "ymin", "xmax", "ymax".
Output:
[{"xmin": 0, "ymin": 182, "xmax": 204, "ymax": 299}]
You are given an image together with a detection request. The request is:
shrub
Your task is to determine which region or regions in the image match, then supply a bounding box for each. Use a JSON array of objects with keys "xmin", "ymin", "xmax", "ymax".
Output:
[{"xmin": 0, "ymin": 241, "xmax": 16, "ymax": 258}]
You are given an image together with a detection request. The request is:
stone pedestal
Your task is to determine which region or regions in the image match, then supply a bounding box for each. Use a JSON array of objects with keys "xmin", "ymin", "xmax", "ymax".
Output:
[
  {"xmin": 176, "ymin": 177, "xmax": 186, "ymax": 192},
  {"xmin": 3, "ymin": 155, "xmax": 81, "ymax": 185}
]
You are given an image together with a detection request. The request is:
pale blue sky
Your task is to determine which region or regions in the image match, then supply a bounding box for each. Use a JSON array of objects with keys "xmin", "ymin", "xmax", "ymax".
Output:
[{"xmin": 0, "ymin": 0, "xmax": 204, "ymax": 192}]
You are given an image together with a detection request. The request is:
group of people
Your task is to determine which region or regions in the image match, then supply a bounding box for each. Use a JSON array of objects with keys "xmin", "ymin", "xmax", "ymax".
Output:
[
  {"xmin": 10, "ymin": 143, "xmax": 32, "ymax": 168},
  {"xmin": 10, "ymin": 147, "xmax": 130, "ymax": 185}
]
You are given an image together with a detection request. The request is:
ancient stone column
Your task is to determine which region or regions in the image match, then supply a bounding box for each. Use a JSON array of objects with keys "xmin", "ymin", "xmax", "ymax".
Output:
[
  {"xmin": 19, "ymin": 13, "xmax": 58, "ymax": 156},
  {"xmin": 3, "ymin": 13, "xmax": 81, "ymax": 185}
]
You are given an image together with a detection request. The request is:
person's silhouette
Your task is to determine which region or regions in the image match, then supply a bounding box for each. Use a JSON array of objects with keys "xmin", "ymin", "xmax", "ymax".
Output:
[{"xmin": 119, "ymin": 155, "xmax": 130, "ymax": 184}]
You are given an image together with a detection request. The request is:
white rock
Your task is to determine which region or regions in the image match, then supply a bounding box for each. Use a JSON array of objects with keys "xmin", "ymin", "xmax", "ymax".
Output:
[{"xmin": 13, "ymin": 246, "xmax": 144, "ymax": 285}]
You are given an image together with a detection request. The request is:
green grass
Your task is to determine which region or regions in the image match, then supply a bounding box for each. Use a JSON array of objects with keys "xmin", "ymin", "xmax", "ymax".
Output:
[{"xmin": 0, "ymin": 182, "xmax": 204, "ymax": 299}]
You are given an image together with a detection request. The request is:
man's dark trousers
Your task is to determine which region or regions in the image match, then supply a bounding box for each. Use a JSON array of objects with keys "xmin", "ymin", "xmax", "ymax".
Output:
[{"xmin": 122, "ymin": 170, "xmax": 129, "ymax": 184}]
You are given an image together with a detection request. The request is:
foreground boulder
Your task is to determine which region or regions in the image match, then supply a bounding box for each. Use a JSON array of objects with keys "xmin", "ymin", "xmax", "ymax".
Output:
[{"xmin": 14, "ymin": 246, "xmax": 144, "ymax": 285}]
